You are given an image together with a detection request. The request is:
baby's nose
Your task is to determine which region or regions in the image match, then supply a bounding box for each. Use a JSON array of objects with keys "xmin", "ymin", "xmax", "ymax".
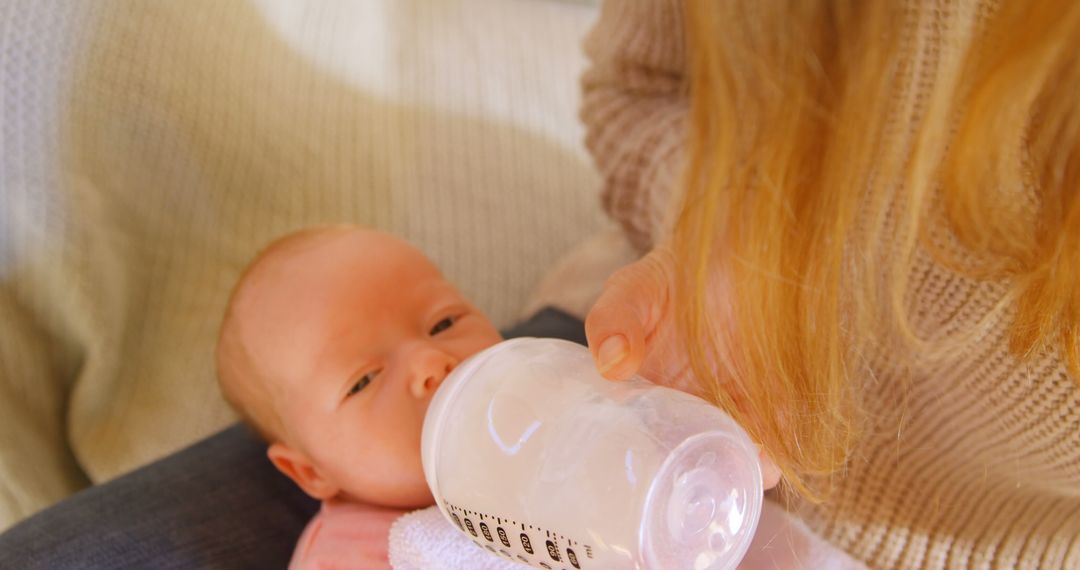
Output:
[{"xmin": 409, "ymin": 349, "xmax": 457, "ymax": 399}]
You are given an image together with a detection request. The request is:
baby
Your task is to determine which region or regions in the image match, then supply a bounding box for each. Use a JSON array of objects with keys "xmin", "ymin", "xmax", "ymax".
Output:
[{"xmin": 215, "ymin": 225, "xmax": 504, "ymax": 569}]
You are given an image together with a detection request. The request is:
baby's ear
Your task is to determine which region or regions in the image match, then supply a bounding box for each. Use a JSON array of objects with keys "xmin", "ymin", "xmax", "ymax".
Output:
[{"xmin": 267, "ymin": 443, "xmax": 339, "ymax": 500}]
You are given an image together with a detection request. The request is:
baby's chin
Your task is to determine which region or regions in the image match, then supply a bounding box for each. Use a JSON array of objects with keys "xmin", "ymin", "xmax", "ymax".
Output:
[{"xmin": 345, "ymin": 478, "xmax": 435, "ymax": 510}]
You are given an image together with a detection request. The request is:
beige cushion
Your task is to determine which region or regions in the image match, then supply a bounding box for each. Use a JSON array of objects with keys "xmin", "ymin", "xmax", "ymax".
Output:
[{"xmin": 0, "ymin": 0, "xmax": 604, "ymax": 528}]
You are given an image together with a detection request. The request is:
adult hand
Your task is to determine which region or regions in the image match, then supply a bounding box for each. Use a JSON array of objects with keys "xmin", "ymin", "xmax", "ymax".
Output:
[
  {"xmin": 584, "ymin": 244, "xmax": 782, "ymax": 489},
  {"xmin": 585, "ymin": 245, "xmax": 700, "ymax": 391}
]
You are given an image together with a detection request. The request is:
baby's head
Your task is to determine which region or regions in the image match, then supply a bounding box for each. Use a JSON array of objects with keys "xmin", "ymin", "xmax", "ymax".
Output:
[{"xmin": 216, "ymin": 226, "xmax": 502, "ymax": 508}]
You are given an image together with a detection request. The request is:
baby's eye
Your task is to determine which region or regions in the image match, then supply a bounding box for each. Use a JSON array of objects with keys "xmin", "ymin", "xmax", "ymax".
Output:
[
  {"xmin": 346, "ymin": 371, "xmax": 378, "ymax": 398},
  {"xmin": 430, "ymin": 315, "xmax": 457, "ymax": 336}
]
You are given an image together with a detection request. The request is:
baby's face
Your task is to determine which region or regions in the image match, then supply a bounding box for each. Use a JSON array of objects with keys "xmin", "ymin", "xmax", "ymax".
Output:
[{"xmin": 239, "ymin": 230, "xmax": 502, "ymax": 507}]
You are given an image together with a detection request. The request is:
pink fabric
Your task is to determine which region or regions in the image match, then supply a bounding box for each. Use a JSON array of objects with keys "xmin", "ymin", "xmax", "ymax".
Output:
[{"xmin": 288, "ymin": 500, "xmax": 407, "ymax": 570}]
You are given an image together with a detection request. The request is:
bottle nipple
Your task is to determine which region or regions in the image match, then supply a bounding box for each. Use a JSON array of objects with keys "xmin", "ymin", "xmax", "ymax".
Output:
[
  {"xmin": 668, "ymin": 452, "xmax": 723, "ymax": 540},
  {"xmin": 642, "ymin": 432, "xmax": 761, "ymax": 570}
]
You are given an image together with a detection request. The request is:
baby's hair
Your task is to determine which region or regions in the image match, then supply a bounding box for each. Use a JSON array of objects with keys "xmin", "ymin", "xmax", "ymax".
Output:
[{"xmin": 215, "ymin": 224, "xmax": 361, "ymax": 442}]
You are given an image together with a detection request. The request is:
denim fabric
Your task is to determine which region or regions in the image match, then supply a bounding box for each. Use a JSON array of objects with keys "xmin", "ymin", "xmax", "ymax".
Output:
[{"xmin": 0, "ymin": 308, "xmax": 586, "ymax": 569}]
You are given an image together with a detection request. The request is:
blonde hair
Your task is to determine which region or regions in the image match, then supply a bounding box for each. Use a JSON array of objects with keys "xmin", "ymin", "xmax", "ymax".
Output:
[{"xmin": 676, "ymin": 0, "xmax": 1080, "ymax": 500}]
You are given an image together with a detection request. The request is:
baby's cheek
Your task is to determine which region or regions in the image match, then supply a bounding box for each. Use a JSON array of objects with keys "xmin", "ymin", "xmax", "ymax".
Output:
[
  {"xmin": 371, "ymin": 453, "xmax": 434, "ymax": 508},
  {"xmin": 473, "ymin": 326, "xmax": 504, "ymax": 350},
  {"xmin": 447, "ymin": 338, "xmax": 495, "ymax": 365}
]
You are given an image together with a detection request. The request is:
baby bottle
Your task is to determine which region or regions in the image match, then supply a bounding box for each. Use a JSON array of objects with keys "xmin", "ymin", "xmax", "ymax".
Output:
[{"xmin": 421, "ymin": 337, "xmax": 763, "ymax": 570}]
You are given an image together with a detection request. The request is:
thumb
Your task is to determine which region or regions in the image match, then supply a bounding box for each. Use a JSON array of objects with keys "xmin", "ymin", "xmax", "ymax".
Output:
[
  {"xmin": 759, "ymin": 451, "xmax": 781, "ymax": 490},
  {"xmin": 585, "ymin": 248, "xmax": 671, "ymax": 380}
]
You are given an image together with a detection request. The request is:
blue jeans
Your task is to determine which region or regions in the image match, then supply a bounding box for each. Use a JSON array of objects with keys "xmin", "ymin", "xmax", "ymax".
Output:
[{"xmin": 0, "ymin": 308, "xmax": 586, "ymax": 569}]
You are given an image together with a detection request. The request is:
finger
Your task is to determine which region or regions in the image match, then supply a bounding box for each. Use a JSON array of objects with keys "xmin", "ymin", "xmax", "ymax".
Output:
[
  {"xmin": 759, "ymin": 451, "xmax": 781, "ymax": 490},
  {"xmin": 585, "ymin": 251, "xmax": 669, "ymax": 380}
]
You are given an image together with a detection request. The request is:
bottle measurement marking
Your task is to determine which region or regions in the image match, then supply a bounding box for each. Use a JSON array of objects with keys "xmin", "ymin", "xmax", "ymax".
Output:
[{"xmin": 446, "ymin": 502, "xmax": 592, "ymax": 567}]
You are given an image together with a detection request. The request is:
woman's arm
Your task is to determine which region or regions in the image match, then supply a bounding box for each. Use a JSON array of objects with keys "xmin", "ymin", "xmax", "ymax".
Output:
[{"xmin": 580, "ymin": 0, "xmax": 688, "ymax": 251}]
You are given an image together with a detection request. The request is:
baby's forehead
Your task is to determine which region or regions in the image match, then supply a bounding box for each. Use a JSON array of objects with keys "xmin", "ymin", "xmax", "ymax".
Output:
[
  {"xmin": 242, "ymin": 230, "xmax": 433, "ymax": 294},
  {"xmin": 272, "ymin": 229, "xmax": 433, "ymax": 274},
  {"xmin": 233, "ymin": 228, "xmax": 453, "ymax": 347}
]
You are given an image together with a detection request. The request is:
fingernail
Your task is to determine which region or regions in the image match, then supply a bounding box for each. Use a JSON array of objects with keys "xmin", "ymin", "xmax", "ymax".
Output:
[{"xmin": 597, "ymin": 335, "xmax": 629, "ymax": 374}]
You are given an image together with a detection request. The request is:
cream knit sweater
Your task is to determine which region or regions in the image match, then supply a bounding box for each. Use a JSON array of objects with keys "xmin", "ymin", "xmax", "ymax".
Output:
[{"xmin": 581, "ymin": 1, "xmax": 1079, "ymax": 568}]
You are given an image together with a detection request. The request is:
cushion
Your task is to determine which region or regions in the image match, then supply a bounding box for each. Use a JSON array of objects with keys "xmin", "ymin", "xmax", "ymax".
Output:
[{"xmin": 0, "ymin": 0, "xmax": 604, "ymax": 528}]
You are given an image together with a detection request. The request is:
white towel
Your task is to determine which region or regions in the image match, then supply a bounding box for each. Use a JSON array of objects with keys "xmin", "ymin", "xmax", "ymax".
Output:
[
  {"xmin": 390, "ymin": 502, "xmax": 866, "ymax": 570},
  {"xmin": 739, "ymin": 501, "xmax": 869, "ymax": 570},
  {"xmin": 389, "ymin": 507, "xmax": 528, "ymax": 570}
]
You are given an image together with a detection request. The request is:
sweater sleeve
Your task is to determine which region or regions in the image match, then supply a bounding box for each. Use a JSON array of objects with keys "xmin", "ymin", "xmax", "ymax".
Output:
[{"xmin": 580, "ymin": 0, "xmax": 689, "ymax": 251}]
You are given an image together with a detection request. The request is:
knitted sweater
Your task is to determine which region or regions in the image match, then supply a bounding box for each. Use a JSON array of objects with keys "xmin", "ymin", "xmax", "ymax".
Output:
[{"xmin": 580, "ymin": 1, "xmax": 1080, "ymax": 568}]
